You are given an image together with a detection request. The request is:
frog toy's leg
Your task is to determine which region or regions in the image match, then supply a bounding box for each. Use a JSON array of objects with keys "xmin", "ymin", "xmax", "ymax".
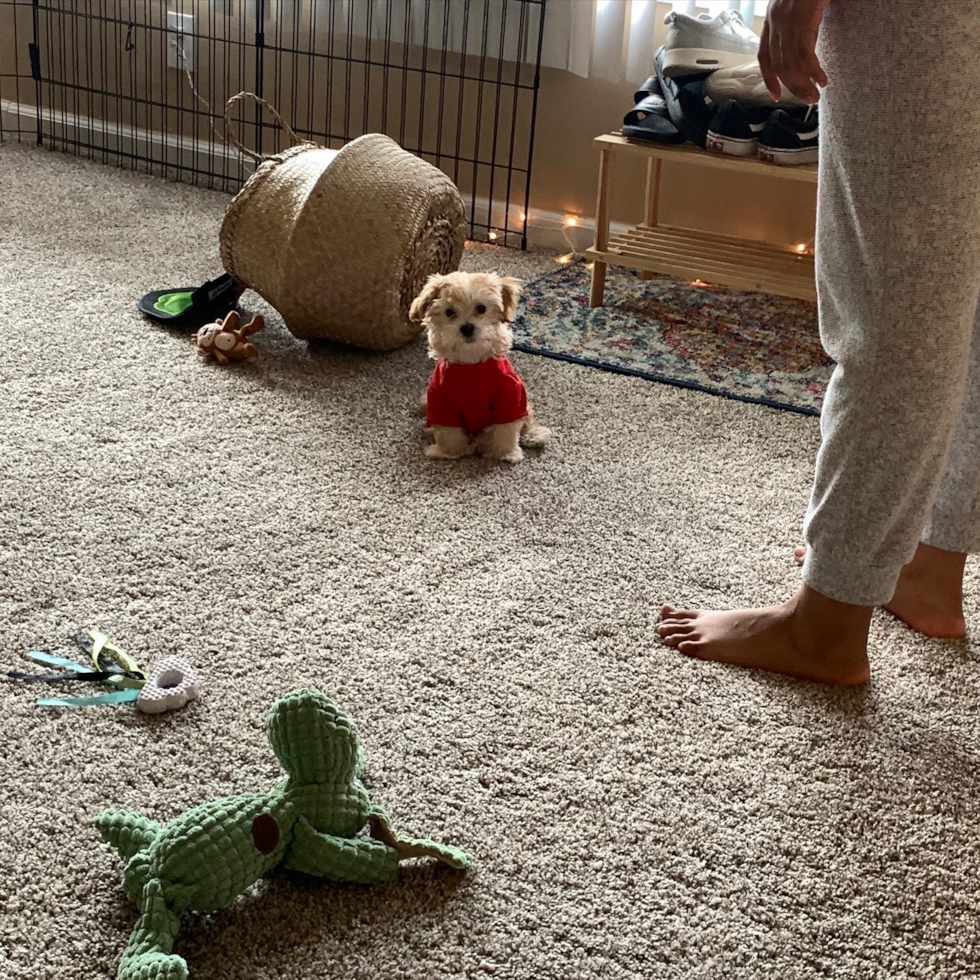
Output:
[
  {"xmin": 96, "ymin": 810, "xmax": 164, "ymax": 905},
  {"xmin": 117, "ymin": 879, "xmax": 187, "ymax": 980},
  {"xmin": 284, "ymin": 815, "xmax": 400, "ymax": 884},
  {"xmin": 367, "ymin": 806, "xmax": 471, "ymax": 870},
  {"xmin": 96, "ymin": 809, "xmax": 162, "ymax": 860}
]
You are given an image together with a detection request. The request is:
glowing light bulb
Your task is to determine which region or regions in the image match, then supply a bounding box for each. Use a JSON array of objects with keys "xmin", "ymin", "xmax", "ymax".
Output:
[
  {"xmin": 565, "ymin": 216, "xmax": 578, "ymax": 228},
  {"xmin": 556, "ymin": 253, "xmax": 572, "ymax": 265},
  {"xmin": 794, "ymin": 243, "xmax": 807, "ymax": 253},
  {"xmin": 488, "ymin": 231, "xmax": 498, "ymax": 241},
  {"xmin": 518, "ymin": 210, "xmax": 527, "ymax": 222}
]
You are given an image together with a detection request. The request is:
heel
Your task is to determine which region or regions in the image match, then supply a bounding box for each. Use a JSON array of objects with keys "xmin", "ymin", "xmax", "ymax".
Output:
[
  {"xmin": 705, "ymin": 133, "xmax": 759, "ymax": 157},
  {"xmin": 661, "ymin": 48, "xmax": 749, "ymax": 78},
  {"xmin": 758, "ymin": 145, "xmax": 819, "ymax": 166}
]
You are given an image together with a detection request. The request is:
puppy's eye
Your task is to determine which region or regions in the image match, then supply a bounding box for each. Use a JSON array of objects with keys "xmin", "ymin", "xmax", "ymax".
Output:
[
  {"xmin": 445, "ymin": 308, "xmax": 457, "ymax": 319},
  {"xmin": 475, "ymin": 304, "xmax": 486, "ymax": 315}
]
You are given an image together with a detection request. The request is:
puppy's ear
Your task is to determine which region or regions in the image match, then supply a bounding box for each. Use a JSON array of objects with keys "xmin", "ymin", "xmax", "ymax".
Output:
[
  {"xmin": 410, "ymin": 275, "xmax": 445, "ymax": 323},
  {"xmin": 498, "ymin": 276, "xmax": 523, "ymax": 322}
]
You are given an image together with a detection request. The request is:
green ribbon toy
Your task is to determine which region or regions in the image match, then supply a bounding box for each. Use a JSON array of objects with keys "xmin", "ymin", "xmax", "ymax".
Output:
[{"xmin": 7, "ymin": 629, "xmax": 147, "ymax": 707}]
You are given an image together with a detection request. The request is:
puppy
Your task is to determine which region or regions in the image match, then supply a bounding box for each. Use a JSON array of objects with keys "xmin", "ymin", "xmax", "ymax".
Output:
[{"xmin": 410, "ymin": 271, "xmax": 551, "ymax": 463}]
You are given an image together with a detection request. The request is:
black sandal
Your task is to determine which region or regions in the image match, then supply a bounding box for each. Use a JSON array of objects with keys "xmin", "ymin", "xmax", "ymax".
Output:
[
  {"xmin": 622, "ymin": 73, "xmax": 684, "ymax": 145},
  {"xmin": 138, "ymin": 273, "xmax": 245, "ymax": 329}
]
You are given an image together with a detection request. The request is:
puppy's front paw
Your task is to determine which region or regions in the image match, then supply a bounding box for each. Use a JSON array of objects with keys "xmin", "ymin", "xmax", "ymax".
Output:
[
  {"xmin": 499, "ymin": 448, "xmax": 524, "ymax": 464},
  {"xmin": 521, "ymin": 424, "xmax": 552, "ymax": 450},
  {"xmin": 425, "ymin": 444, "xmax": 460, "ymax": 460}
]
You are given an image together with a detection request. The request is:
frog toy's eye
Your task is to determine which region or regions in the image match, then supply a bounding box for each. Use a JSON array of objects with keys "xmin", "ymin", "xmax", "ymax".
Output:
[
  {"xmin": 445, "ymin": 308, "xmax": 457, "ymax": 319},
  {"xmin": 475, "ymin": 304, "xmax": 486, "ymax": 315}
]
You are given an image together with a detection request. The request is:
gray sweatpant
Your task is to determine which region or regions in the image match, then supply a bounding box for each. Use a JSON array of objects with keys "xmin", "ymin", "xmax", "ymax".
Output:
[{"xmin": 801, "ymin": 0, "xmax": 980, "ymax": 606}]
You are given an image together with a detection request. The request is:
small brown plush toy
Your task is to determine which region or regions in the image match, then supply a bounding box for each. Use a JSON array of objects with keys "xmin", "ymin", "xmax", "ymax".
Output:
[{"xmin": 193, "ymin": 311, "xmax": 265, "ymax": 365}]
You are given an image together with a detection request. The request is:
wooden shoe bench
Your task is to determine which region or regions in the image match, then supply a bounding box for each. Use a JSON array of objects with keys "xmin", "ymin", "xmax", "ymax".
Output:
[{"xmin": 586, "ymin": 134, "xmax": 818, "ymax": 307}]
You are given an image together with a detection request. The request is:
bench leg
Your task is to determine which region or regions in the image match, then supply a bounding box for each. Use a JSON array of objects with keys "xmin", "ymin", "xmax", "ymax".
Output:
[
  {"xmin": 640, "ymin": 158, "xmax": 662, "ymax": 280},
  {"xmin": 588, "ymin": 148, "xmax": 614, "ymax": 308},
  {"xmin": 589, "ymin": 262, "xmax": 607, "ymax": 307}
]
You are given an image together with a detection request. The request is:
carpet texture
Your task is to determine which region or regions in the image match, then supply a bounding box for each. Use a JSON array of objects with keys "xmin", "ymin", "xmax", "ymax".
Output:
[
  {"xmin": 515, "ymin": 263, "xmax": 829, "ymax": 416},
  {"xmin": 1, "ymin": 141, "xmax": 980, "ymax": 980}
]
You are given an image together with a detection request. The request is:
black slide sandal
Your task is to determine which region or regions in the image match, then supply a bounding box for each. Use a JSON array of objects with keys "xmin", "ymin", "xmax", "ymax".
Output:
[
  {"xmin": 654, "ymin": 45, "xmax": 715, "ymax": 149},
  {"xmin": 138, "ymin": 273, "xmax": 245, "ymax": 329},
  {"xmin": 633, "ymin": 75, "xmax": 660, "ymax": 103},
  {"xmin": 622, "ymin": 73, "xmax": 684, "ymax": 145}
]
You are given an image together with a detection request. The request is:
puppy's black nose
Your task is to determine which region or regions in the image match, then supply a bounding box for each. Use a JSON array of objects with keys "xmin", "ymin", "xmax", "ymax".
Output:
[{"xmin": 460, "ymin": 323, "xmax": 475, "ymax": 338}]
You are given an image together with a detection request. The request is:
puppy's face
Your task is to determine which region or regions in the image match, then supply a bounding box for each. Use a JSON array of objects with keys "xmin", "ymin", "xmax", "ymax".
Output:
[{"xmin": 410, "ymin": 271, "xmax": 522, "ymax": 364}]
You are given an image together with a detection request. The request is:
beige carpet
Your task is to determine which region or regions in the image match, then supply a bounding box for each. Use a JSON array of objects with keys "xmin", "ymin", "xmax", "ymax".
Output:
[{"xmin": 1, "ymin": 141, "xmax": 979, "ymax": 980}]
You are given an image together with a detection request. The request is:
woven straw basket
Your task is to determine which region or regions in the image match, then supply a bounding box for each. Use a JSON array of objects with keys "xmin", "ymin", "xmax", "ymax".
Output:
[{"xmin": 219, "ymin": 93, "xmax": 466, "ymax": 350}]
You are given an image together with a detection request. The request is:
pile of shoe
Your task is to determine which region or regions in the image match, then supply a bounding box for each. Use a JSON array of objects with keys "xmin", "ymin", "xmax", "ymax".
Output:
[{"xmin": 621, "ymin": 9, "xmax": 818, "ymax": 166}]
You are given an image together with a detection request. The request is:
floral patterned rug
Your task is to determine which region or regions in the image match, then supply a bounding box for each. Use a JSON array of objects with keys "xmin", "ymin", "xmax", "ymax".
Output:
[{"xmin": 512, "ymin": 262, "xmax": 832, "ymax": 416}]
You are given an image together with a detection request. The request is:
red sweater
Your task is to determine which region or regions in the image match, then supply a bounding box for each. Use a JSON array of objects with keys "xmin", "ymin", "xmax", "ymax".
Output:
[{"xmin": 427, "ymin": 357, "xmax": 528, "ymax": 435}]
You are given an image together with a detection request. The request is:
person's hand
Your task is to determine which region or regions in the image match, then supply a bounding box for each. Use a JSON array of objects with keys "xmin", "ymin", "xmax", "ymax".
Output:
[{"xmin": 759, "ymin": 0, "xmax": 831, "ymax": 104}]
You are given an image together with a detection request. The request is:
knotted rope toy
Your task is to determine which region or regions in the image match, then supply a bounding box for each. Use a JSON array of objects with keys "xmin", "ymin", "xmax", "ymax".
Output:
[
  {"xmin": 192, "ymin": 310, "xmax": 264, "ymax": 364},
  {"xmin": 97, "ymin": 689, "xmax": 470, "ymax": 980}
]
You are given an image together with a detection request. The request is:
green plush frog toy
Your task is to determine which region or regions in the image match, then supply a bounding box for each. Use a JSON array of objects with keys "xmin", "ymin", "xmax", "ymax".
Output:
[{"xmin": 96, "ymin": 689, "xmax": 470, "ymax": 980}]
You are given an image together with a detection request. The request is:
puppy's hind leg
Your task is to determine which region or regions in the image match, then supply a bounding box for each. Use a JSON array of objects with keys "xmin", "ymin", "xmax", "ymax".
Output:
[
  {"xmin": 480, "ymin": 420, "xmax": 524, "ymax": 463},
  {"xmin": 520, "ymin": 407, "xmax": 552, "ymax": 450},
  {"xmin": 415, "ymin": 391, "xmax": 428, "ymax": 418}
]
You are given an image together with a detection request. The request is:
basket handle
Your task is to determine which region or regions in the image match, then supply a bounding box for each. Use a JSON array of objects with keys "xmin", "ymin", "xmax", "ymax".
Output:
[{"xmin": 223, "ymin": 91, "xmax": 310, "ymax": 162}]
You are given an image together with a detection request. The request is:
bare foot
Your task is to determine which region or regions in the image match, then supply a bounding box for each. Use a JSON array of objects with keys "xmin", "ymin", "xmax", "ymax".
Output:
[
  {"xmin": 794, "ymin": 543, "xmax": 966, "ymax": 640},
  {"xmin": 658, "ymin": 586, "xmax": 872, "ymax": 686}
]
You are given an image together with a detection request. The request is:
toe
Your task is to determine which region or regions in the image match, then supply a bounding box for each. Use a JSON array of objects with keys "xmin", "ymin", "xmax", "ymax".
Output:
[
  {"xmin": 657, "ymin": 622, "xmax": 694, "ymax": 638},
  {"xmin": 677, "ymin": 639, "xmax": 702, "ymax": 656},
  {"xmin": 660, "ymin": 605, "xmax": 698, "ymax": 621}
]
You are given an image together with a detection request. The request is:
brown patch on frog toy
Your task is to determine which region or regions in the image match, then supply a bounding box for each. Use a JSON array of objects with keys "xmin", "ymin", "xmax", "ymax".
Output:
[
  {"xmin": 251, "ymin": 814, "xmax": 280, "ymax": 854},
  {"xmin": 193, "ymin": 310, "xmax": 265, "ymax": 365}
]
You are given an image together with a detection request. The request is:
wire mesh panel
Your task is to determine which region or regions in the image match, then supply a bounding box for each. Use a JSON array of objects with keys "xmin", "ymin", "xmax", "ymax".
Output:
[
  {"xmin": 0, "ymin": 0, "xmax": 37, "ymax": 139},
  {"xmin": 1, "ymin": 0, "xmax": 545, "ymax": 247}
]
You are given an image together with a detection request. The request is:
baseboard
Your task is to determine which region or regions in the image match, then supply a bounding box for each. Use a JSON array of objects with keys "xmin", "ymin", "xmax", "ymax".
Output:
[
  {"xmin": 1, "ymin": 97, "xmax": 249, "ymax": 186},
  {"xmin": 1, "ymin": 97, "xmax": 624, "ymax": 252}
]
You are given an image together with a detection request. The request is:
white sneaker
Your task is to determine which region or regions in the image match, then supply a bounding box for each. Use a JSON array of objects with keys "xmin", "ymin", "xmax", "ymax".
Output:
[
  {"xmin": 661, "ymin": 9, "xmax": 759, "ymax": 78},
  {"xmin": 705, "ymin": 61, "xmax": 807, "ymax": 107}
]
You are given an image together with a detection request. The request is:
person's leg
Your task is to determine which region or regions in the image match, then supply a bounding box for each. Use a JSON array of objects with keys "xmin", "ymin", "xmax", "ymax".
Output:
[
  {"xmin": 661, "ymin": 0, "xmax": 980, "ymax": 681},
  {"xmin": 793, "ymin": 540, "xmax": 968, "ymax": 639},
  {"xmin": 898, "ymin": 306, "xmax": 980, "ymax": 637},
  {"xmin": 794, "ymin": 288, "xmax": 980, "ymax": 640}
]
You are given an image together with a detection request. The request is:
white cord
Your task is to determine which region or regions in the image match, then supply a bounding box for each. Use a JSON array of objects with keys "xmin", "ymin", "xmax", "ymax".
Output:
[{"xmin": 175, "ymin": 43, "xmax": 220, "ymax": 143}]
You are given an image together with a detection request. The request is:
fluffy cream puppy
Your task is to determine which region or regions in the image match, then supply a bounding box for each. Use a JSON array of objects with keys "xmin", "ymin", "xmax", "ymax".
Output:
[{"xmin": 410, "ymin": 271, "xmax": 551, "ymax": 462}]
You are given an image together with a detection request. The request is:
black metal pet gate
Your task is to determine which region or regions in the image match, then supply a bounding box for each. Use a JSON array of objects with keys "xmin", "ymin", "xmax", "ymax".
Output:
[{"xmin": 0, "ymin": 0, "xmax": 546, "ymax": 247}]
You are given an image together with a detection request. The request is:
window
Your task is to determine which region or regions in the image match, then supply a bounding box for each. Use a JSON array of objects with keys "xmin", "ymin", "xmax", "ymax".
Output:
[{"xmin": 548, "ymin": 0, "xmax": 770, "ymax": 82}]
